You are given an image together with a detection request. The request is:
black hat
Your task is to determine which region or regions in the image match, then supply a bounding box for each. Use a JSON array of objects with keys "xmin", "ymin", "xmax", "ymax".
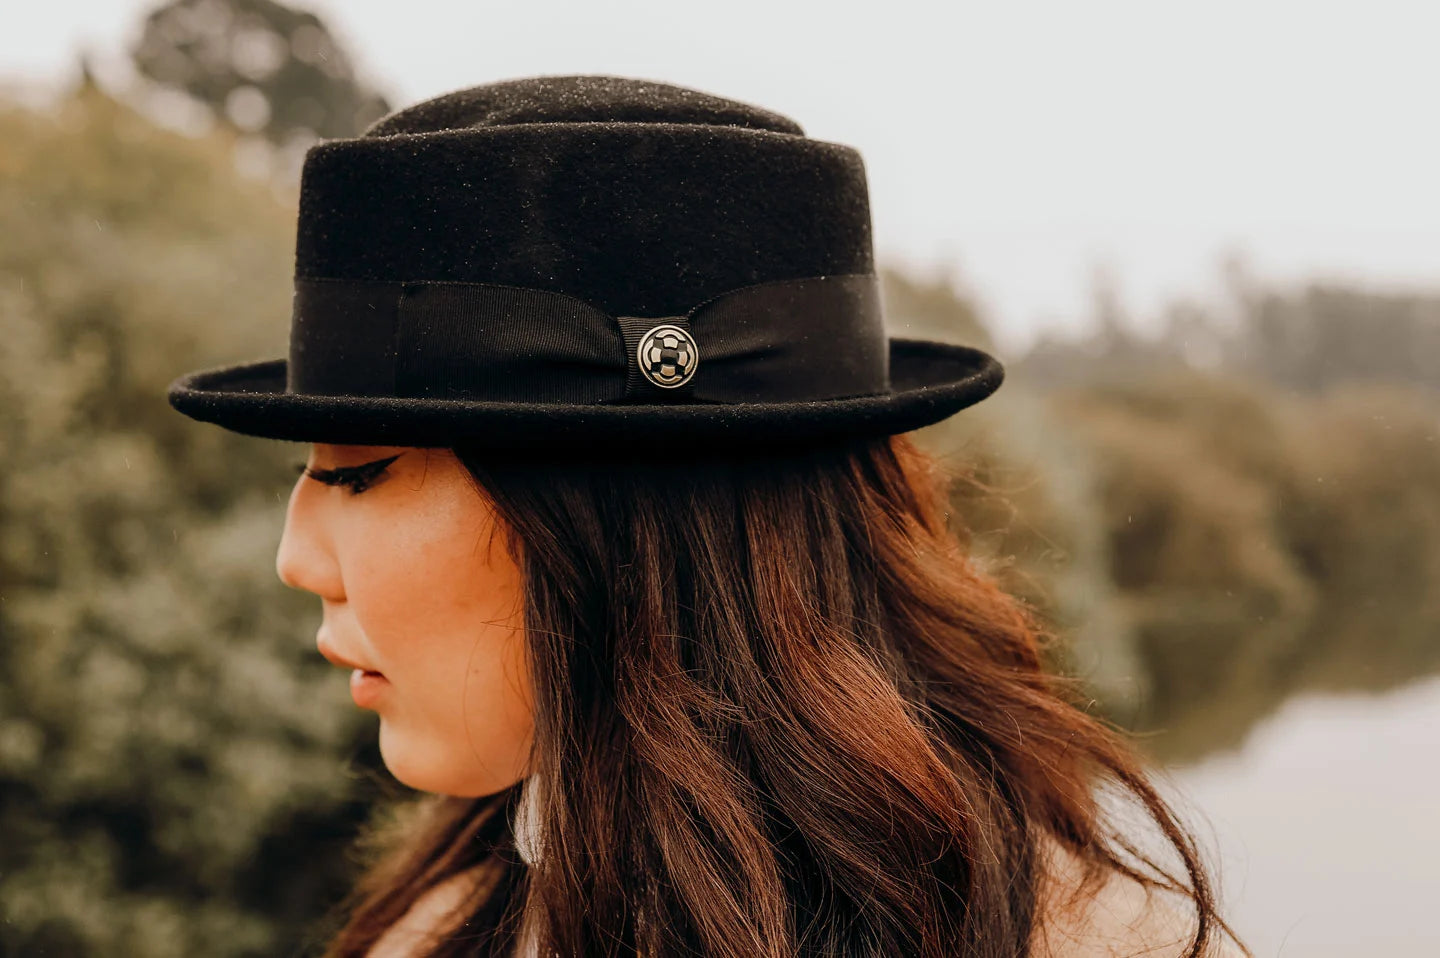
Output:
[{"xmin": 165, "ymin": 74, "xmax": 1004, "ymax": 455}]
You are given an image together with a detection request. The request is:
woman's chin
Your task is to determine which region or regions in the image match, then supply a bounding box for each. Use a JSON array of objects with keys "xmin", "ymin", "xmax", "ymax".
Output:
[
  {"xmin": 376, "ymin": 720, "xmax": 445, "ymax": 792},
  {"xmin": 376, "ymin": 721, "xmax": 526, "ymax": 797}
]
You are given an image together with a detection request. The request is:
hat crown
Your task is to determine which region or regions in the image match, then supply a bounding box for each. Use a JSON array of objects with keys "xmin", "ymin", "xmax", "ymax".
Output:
[
  {"xmin": 363, "ymin": 74, "xmax": 805, "ymax": 138},
  {"xmin": 297, "ymin": 75, "xmax": 873, "ymax": 319}
]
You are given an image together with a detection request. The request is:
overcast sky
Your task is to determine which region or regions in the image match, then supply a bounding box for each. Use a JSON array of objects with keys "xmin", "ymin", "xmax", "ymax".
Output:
[{"xmin": 5, "ymin": 0, "xmax": 1437, "ymax": 354}]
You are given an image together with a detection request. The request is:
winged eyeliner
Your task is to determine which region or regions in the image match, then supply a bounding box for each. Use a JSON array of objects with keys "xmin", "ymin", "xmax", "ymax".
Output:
[{"xmin": 295, "ymin": 454, "xmax": 403, "ymax": 491}]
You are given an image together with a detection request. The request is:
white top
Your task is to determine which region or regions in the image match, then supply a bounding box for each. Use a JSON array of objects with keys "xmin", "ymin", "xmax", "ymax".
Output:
[
  {"xmin": 510, "ymin": 774, "xmax": 543, "ymax": 957},
  {"xmin": 513, "ymin": 773, "xmax": 544, "ymax": 867}
]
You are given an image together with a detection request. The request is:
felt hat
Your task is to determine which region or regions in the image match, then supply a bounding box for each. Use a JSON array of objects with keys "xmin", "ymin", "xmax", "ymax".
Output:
[{"xmin": 165, "ymin": 74, "xmax": 1005, "ymax": 455}]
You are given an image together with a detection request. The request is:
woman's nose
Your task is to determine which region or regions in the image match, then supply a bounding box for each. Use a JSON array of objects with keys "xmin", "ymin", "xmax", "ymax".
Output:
[{"xmin": 275, "ymin": 480, "xmax": 343, "ymax": 599}]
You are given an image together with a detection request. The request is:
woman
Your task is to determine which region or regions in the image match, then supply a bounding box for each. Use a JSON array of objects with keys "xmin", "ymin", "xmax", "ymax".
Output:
[{"xmin": 168, "ymin": 75, "xmax": 1249, "ymax": 957}]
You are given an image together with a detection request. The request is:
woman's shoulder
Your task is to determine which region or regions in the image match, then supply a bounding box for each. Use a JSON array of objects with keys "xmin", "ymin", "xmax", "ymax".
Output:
[{"xmin": 1030, "ymin": 835, "xmax": 1246, "ymax": 958}]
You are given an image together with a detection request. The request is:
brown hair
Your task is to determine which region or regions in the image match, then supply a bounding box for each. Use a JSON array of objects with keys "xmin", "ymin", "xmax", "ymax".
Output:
[{"xmin": 315, "ymin": 433, "xmax": 1246, "ymax": 957}]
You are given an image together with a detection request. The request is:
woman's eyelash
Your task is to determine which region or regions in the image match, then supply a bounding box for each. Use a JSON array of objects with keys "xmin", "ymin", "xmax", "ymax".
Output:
[{"xmin": 294, "ymin": 454, "xmax": 403, "ymax": 494}]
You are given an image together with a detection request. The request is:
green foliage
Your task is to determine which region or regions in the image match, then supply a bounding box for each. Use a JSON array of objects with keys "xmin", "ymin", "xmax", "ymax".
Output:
[
  {"xmin": 908, "ymin": 269, "xmax": 1440, "ymax": 764},
  {"xmin": 934, "ymin": 364, "xmax": 1440, "ymax": 764},
  {"xmin": 0, "ymin": 86, "xmax": 380, "ymax": 958},
  {"xmin": 1082, "ymin": 374, "xmax": 1440, "ymax": 761}
]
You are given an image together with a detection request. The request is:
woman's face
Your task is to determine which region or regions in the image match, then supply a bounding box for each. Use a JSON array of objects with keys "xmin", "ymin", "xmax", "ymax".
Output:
[{"xmin": 275, "ymin": 443, "xmax": 534, "ymax": 797}]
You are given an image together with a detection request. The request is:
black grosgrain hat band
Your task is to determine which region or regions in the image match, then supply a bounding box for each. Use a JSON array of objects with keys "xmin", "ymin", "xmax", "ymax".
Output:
[{"xmin": 288, "ymin": 272, "xmax": 887, "ymax": 405}]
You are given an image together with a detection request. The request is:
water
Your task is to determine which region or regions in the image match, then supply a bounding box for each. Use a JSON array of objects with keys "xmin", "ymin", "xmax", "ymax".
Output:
[{"xmin": 1166, "ymin": 674, "xmax": 1440, "ymax": 956}]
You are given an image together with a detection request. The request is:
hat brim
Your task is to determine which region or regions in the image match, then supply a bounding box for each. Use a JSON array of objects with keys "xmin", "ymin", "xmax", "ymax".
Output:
[{"xmin": 166, "ymin": 338, "xmax": 1003, "ymax": 454}]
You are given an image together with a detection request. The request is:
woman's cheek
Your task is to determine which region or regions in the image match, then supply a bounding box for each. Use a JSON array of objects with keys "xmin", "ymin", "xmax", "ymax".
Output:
[
  {"xmin": 344, "ymin": 518, "xmax": 451, "ymax": 646},
  {"xmin": 391, "ymin": 635, "xmax": 532, "ymax": 795},
  {"xmin": 348, "ymin": 466, "xmax": 531, "ymax": 792}
]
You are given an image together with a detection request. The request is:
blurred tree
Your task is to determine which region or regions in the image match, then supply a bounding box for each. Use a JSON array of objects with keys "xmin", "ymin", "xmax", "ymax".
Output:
[
  {"xmin": 1048, "ymin": 372, "xmax": 1440, "ymax": 763},
  {"xmin": 1012, "ymin": 262, "xmax": 1200, "ymax": 392},
  {"xmin": 1275, "ymin": 384, "xmax": 1440, "ymax": 689},
  {"xmin": 1014, "ymin": 252, "xmax": 1440, "ymax": 397},
  {"xmin": 879, "ymin": 264, "xmax": 995, "ymax": 351},
  {"xmin": 129, "ymin": 0, "xmax": 391, "ymax": 147},
  {"xmin": 0, "ymin": 84, "xmax": 390, "ymax": 958},
  {"xmin": 1224, "ymin": 281, "xmax": 1440, "ymax": 394}
]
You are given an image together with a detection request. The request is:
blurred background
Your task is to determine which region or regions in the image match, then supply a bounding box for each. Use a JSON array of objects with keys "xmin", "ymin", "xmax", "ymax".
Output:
[{"xmin": 1, "ymin": 2, "xmax": 1435, "ymax": 955}]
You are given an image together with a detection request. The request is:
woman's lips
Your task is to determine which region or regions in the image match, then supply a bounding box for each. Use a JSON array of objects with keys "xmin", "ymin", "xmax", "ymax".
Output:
[
  {"xmin": 349, "ymin": 668, "xmax": 390, "ymax": 709},
  {"xmin": 317, "ymin": 629, "xmax": 389, "ymax": 708}
]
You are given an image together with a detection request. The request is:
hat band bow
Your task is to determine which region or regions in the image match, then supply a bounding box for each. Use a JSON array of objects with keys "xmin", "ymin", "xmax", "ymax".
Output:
[{"xmin": 285, "ymin": 273, "xmax": 889, "ymax": 405}]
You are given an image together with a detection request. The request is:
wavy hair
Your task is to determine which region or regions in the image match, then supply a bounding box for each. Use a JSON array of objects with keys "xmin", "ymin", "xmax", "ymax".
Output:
[{"xmin": 314, "ymin": 433, "xmax": 1246, "ymax": 957}]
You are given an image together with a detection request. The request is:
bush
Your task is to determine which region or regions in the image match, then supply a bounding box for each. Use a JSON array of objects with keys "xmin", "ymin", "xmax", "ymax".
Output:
[{"xmin": 0, "ymin": 85, "xmax": 380, "ymax": 958}]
